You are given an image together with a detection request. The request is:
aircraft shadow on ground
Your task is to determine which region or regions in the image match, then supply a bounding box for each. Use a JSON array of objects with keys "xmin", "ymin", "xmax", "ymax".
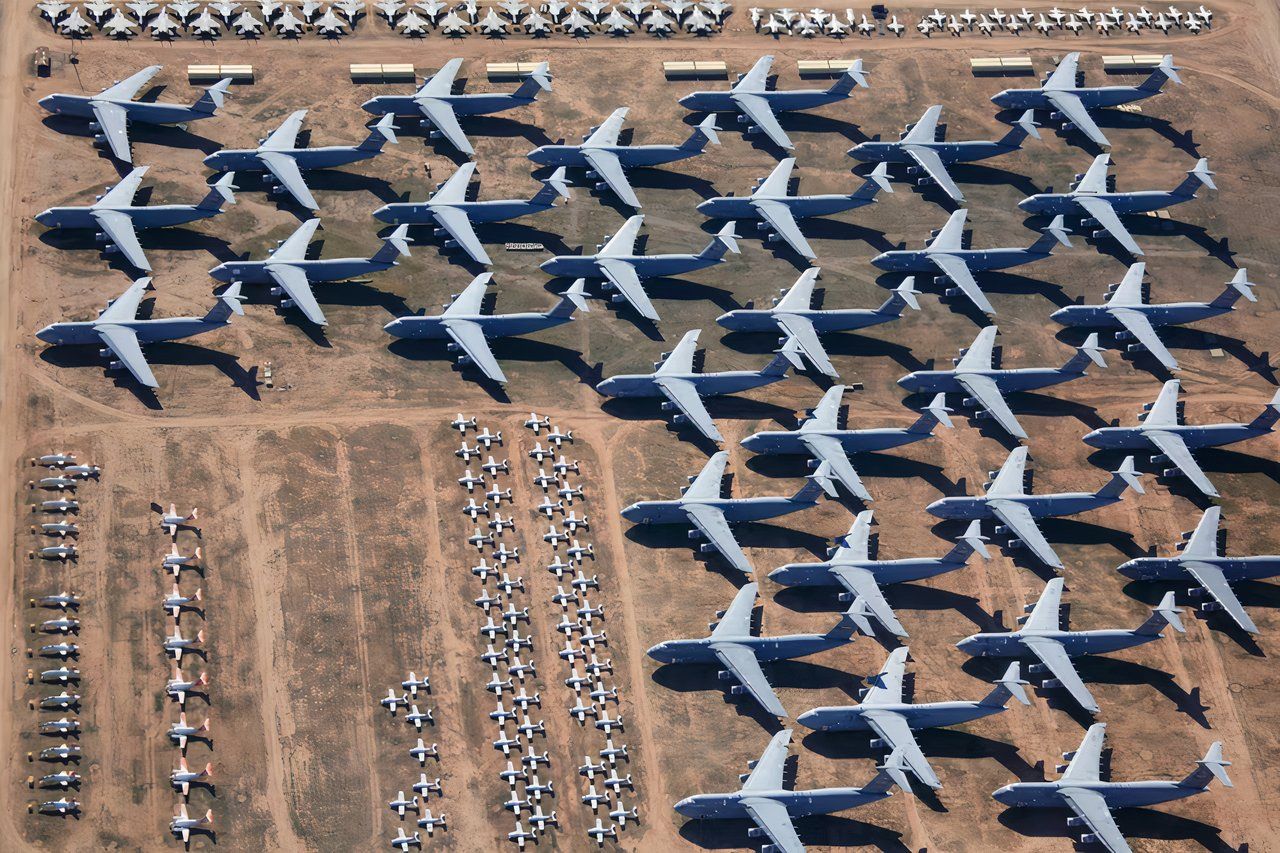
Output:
[
  {"xmin": 386, "ymin": 337, "xmax": 600, "ymax": 401},
  {"xmin": 1056, "ymin": 325, "xmax": 1276, "ymax": 386},
  {"xmin": 1124, "ymin": 580, "xmax": 1275, "ymax": 658},
  {"xmin": 599, "ymin": 395, "xmax": 796, "ymax": 433},
  {"xmin": 624, "ymin": 519, "xmax": 830, "ymax": 562},
  {"xmin": 998, "ymin": 805, "xmax": 1236, "ymax": 853},
  {"xmin": 679, "ymin": 814, "xmax": 909, "ymax": 853},
  {"xmin": 40, "ymin": 342, "xmax": 260, "ymax": 409},
  {"xmin": 745, "ymin": 450, "xmax": 959, "ymax": 500}
]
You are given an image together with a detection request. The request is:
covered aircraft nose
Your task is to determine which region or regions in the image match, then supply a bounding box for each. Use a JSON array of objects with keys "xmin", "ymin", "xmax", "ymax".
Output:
[
  {"xmin": 35, "ymin": 324, "xmax": 60, "ymax": 344},
  {"xmin": 383, "ymin": 318, "xmax": 405, "ymax": 337},
  {"xmin": 673, "ymin": 796, "xmax": 696, "ymax": 815},
  {"xmin": 1016, "ymin": 196, "xmax": 1037, "ymax": 212},
  {"xmin": 794, "ymin": 709, "xmax": 821, "ymax": 730},
  {"xmin": 595, "ymin": 377, "xmax": 617, "ymax": 396},
  {"xmin": 370, "ymin": 205, "xmax": 393, "ymax": 223},
  {"xmin": 38, "ymin": 94, "xmax": 55, "ymax": 111},
  {"xmin": 35, "ymin": 210, "xmax": 56, "ymax": 227},
  {"xmin": 1048, "ymin": 306, "xmax": 1070, "ymax": 323},
  {"xmin": 618, "ymin": 501, "xmax": 642, "ymax": 521},
  {"xmin": 1080, "ymin": 429, "xmax": 1104, "ymax": 447},
  {"xmin": 990, "ymin": 90, "xmax": 1013, "ymax": 107},
  {"xmin": 207, "ymin": 263, "xmax": 232, "ymax": 282},
  {"xmin": 1115, "ymin": 559, "xmax": 1142, "ymax": 579},
  {"xmin": 526, "ymin": 146, "xmax": 550, "ymax": 164},
  {"xmin": 359, "ymin": 97, "xmax": 380, "ymax": 115},
  {"xmin": 991, "ymin": 784, "xmax": 1017, "ymax": 804},
  {"xmin": 955, "ymin": 634, "xmax": 980, "ymax": 654},
  {"xmin": 738, "ymin": 432, "xmax": 764, "ymax": 452},
  {"xmin": 897, "ymin": 372, "xmax": 921, "ymax": 391},
  {"xmin": 645, "ymin": 641, "xmax": 672, "ymax": 662}
]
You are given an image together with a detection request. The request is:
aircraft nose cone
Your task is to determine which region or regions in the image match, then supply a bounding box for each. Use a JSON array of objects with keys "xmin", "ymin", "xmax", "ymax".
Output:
[
  {"xmin": 35, "ymin": 210, "xmax": 54, "ymax": 226},
  {"xmin": 673, "ymin": 796, "xmax": 694, "ymax": 814},
  {"xmin": 956, "ymin": 635, "xmax": 979, "ymax": 654},
  {"xmin": 38, "ymin": 95, "xmax": 54, "ymax": 110},
  {"xmin": 1081, "ymin": 429, "xmax": 1103, "ymax": 446},
  {"xmin": 695, "ymin": 200, "xmax": 712, "ymax": 214},
  {"xmin": 371, "ymin": 205, "xmax": 392, "ymax": 223},
  {"xmin": 208, "ymin": 264, "xmax": 229, "ymax": 281},
  {"xmin": 992, "ymin": 784, "xmax": 1015, "ymax": 803},
  {"xmin": 677, "ymin": 94, "xmax": 694, "ymax": 108},
  {"xmin": 359, "ymin": 98, "xmax": 378, "ymax": 114},
  {"xmin": 36, "ymin": 325, "xmax": 58, "ymax": 344},
  {"xmin": 991, "ymin": 91, "xmax": 1010, "ymax": 106},
  {"xmin": 527, "ymin": 146, "xmax": 548, "ymax": 163},
  {"xmin": 1115, "ymin": 560, "xmax": 1139, "ymax": 579},
  {"xmin": 1016, "ymin": 197, "xmax": 1034, "ymax": 211},
  {"xmin": 596, "ymin": 378, "xmax": 616, "ymax": 396},
  {"xmin": 795, "ymin": 709, "xmax": 819, "ymax": 729},
  {"xmin": 925, "ymin": 498, "xmax": 947, "ymax": 517},
  {"xmin": 383, "ymin": 318, "xmax": 403, "ymax": 336},
  {"xmin": 1048, "ymin": 307, "xmax": 1067, "ymax": 322}
]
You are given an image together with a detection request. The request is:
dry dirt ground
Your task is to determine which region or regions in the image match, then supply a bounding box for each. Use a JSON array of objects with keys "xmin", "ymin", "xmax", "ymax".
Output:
[{"xmin": 2, "ymin": 0, "xmax": 1280, "ymax": 851}]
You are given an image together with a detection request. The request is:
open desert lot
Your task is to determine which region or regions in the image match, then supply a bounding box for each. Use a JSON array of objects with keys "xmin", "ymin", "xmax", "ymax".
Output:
[{"xmin": 3, "ymin": 0, "xmax": 1280, "ymax": 850}]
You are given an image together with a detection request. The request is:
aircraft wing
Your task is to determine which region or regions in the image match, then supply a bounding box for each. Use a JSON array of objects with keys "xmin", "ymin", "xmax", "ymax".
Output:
[
  {"xmin": 1184, "ymin": 506, "xmax": 1221, "ymax": 559},
  {"xmin": 259, "ymin": 152, "xmax": 318, "ymax": 211},
  {"xmin": 1076, "ymin": 196, "xmax": 1142, "ymax": 256},
  {"xmin": 754, "ymin": 200, "xmax": 816, "ymax": 259},
  {"xmin": 1110, "ymin": 307, "xmax": 1177, "ymax": 371},
  {"xmin": 684, "ymin": 503, "xmax": 753, "ymax": 574},
  {"xmin": 272, "ymin": 217, "xmax": 322, "ymax": 261},
  {"xmin": 430, "ymin": 161, "xmax": 475, "ymax": 204},
  {"xmin": 656, "ymin": 328, "xmax": 699, "ymax": 374},
  {"xmin": 1184, "ymin": 560, "xmax": 1257, "ymax": 633},
  {"xmin": 800, "ymin": 433, "xmax": 870, "ymax": 502},
  {"xmin": 431, "ymin": 205, "xmax": 491, "ymax": 265},
  {"xmin": 863, "ymin": 709, "xmax": 940, "ymax": 788},
  {"xmin": 95, "ymin": 165, "xmax": 149, "ymax": 208},
  {"xmin": 1147, "ymin": 431, "xmax": 1217, "ymax": 497},
  {"xmin": 956, "ymin": 373, "xmax": 1028, "ymax": 439},
  {"xmin": 1043, "ymin": 52, "xmax": 1080, "ymax": 90},
  {"xmin": 1144, "ymin": 379, "xmax": 1181, "ymax": 427},
  {"xmin": 417, "ymin": 57, "xmax": 463, "ymax": 97},
  {"xmin": 710, "ymin": 581, "xmax": 758, "ymax": 640},
  {"xmin": 987, "ymin": 446, "xmax": 1029, "ymax": 496},
  {"xmin": 830, "ymin": 510, "xmax": 872, "ymax": 561},
  {"xmin": 93, "ymin": 323, "xmax": 158, "ymax": 387},
  {"xmin": 903, "ymin": 104, "xmax": 943, "ymax": 143},
  {"xmin": 830, "ymin": 565, "xmax": 906, "ymax": 636},
  {"xmin": 97, "ymin": 64, "xmax": 162, "ymax": 101},
  {"xmin": 90, "ymin": 209, "xmax": 150, "ymax": 271},
  {"xmin": 443, "ymin": 318, "xmax": 506, "ymax": 384},
  {"xmin": 741, "ymin": 729, "xmax": 790, "ymax": 791},
  {"xmin": 600, "ymin": 214, "xmax": 645, "ymax": 256},
  {"xmin": 1061, "ymin": 722, "xmax": 1106, "ymax": 781},
  {"xmin": 597, "ymin": 258, "xmax": 658, "ymax": 322},
  {"xmin": 1058, "ymin": 788, "xmax": 1132, "ymax": 853},
  {"xmin": 583, "ymin": 106, "xmax": 629, "ymax": 147},
  {"xmin": 799, "ymin": 382, "xmax": 844, "ymax": 431},
  {"xmin": 903, "ymin": 145, "xmax": 964, "ymax": 203},
  {"xmin": 1045, "ymin": 90, "xmax": 1110, "ymax": 148},
  {"xmin": 90, "ymin": 101, "xmax": 133, "ymax": 163},
  {"xmin": 442, "ymin": 272, "xmax": 492, "ymax": 316},
  {"xmin": 97, "ymin": 278, "xmax": 151, "ymax": 323},
  {"xmin": 655, "ymin": 376, "xmax": 722, "ymax": 442},
  {"xmin": 955, "ymin": 325, "xmax": 998, "ymax": 371},
  {"xmin": 416, "ymin": 98, "xmax": 472, "ymax": 155},
  {"xmin": 929, "ymin": 253, "xmax": 996, "ymax": 315},
  {"xmin": 261, "ymin": 109, "xmax": 307, "ymax": 150},
  {"xmin": 776, "ymin": 314, "xmax": 836, "ymax": 378},
  {"xmin": 755, "ymin": 157, "xmax": 796, "ymax": 198},
  {"xmin": 684, "ymin": 450, "xmax": 729, "ymax": 499},
  {"xmin": 989, "ymin": 499, "xmax": 1063, "ymax": 569},
  {"xmin": 1075, "ymin": 154, "xmax": 1113, "ymax": 194},
  {"xmin": 582, "ymin": 149, "xmax": 640, "ymax": 209},
  {"xmin": 1106, "ymin": 262, "xmax": 1146, "ymax": 306},
  {"xmin": 1023, "ymin": 577, "xmax": 1065, "ymax": 631},
  {"xmin": 927, "ymin": 209, "xmax": 968, "ymax": 252},
  {"xmin": 1021, "ymin": 635, "xmax": 1099, "ymax": 713},
  {"xmin": 731, "ymin": 93, "xmax": 794, "ymax": 150},
  {"xmin": 733, "ymin": 55, "xmax": 774, "ymax": 93},
  {"xmin": 710, "ymin": 641, "xmax": 787, "ymax": 717},
  {"xmin": 739, "ymin": 798, "xmax": 804, "ymax": 853},
  {"xmin": 265, "ymin": 263, "xmax": 327, "ymax": 326}
]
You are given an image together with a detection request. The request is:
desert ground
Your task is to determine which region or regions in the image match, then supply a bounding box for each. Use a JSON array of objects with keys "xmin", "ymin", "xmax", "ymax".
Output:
[{"xmin": 2, "ymin": 0, "xmax": 1280, "ymax": 851}]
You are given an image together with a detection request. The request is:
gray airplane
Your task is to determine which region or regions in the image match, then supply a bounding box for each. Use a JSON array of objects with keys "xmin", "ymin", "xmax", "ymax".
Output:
[
  {"xmin": 208, "ymin": 218, "xmax": 410, "ymax": 327},
  {"xmin": 927, "ymin": 446, "xmax": 1144, "ymax": 570},
  {"xmin": 717, "ymin": 270, "xmax": 920, "ymax": 379},
  {"xmin": 36, "ymin": 278, "xmax": 244, "ymax": 389},
  {"xmin": 990, "ymin": 52, "xmax": 1182, "ymax": 149},
  {"xmin": 595, "ymin": 328, "xmax": 791, "ymax": 443},
  {"xmin": 620, "ymin": 450, "xmax": 828, "ymax": 575},
  {"xmin": 1083, "ymin": 379, "xmax": 1280, "ymax": 499},
  {"xmin": 39, "ymin": 65, "xmax": 232, "ymax": 163},
  {"xmin": 1018, "ymin": 155, "xmax": 1216, "ymax": 256},
  {"xmin": 740, "ymin": 384, "xmax": 951, "ymax": 503},
  {"xmin": 696, "ymin": 157, "xmax": 891, "ymax": 260},
  {"xmin": 797, "ymin": 646, "xmax": 1029, "ymax": 789},
  {"xmin": 678, "ymin": 54, "xmax": 869, "ymax": 151},
  {"xmin": 674, "ymin": 729, "xmax": 906, "ymax": 853},
  {"xmin": 203, "ymin": 110, "xmax": 398, "ymax": 211},
  {"xmin": 993, "ymin": 723, "xmax": 1231, "ymax": 853},
  {"xmin": 540, "ymin": 215, "xmax": 739, "ymax": 323},
  {"xmin": 769, "ymin": 510, "xmax": 988, "ymax": 637},
  {"xmin": 35, "ymin": 166, "xmax": 237, "ymax": 272},
  {"xmin": 871, "ymin": 209, "xmax": 1072, "ymax": 315},
  {"xmin": 526, "ymin": 108, "xmax": 720, "ymax": 209},
  {"xmin": 897, "ymin": 325, "xmax": 1106, "ymax": 440},
  {"xmin": 957, "ymin": 577, "xmax": 1184, "ymax": 714},
  {"xmin": 360, "ymin": 58, "xmax": 552, "ymax": 157},
  {"xmin": 370, "ymin": 162, "xmax": 569, "ymax": 265},
  {"xmin": 383, "ymin": 274, "xmax": 588, "ymax": 385},
  {"xmin": 1051, "ymin": 265, "xmax": 1256, "ymax": 373},
  {"xmin": 1119, "ymin": 506, "xmax": 1280, "ymax": 634},
  {"xmin": 647, "ymin": 581, "xmax": 859, "ymax": 718},
  {"xmin": 848, "ymin": 105, "xmax": 1041, "ymax": 203}
]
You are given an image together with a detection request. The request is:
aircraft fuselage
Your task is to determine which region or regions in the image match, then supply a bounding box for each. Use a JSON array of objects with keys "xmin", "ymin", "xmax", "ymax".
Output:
[{"xmin": 1083, "ymin": 424, "xmax": 1265, "ymax": 451}]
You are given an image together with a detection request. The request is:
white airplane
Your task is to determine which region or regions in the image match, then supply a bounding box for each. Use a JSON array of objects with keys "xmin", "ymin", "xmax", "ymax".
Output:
[
  {"xmin": 84, "ymin": 0, "xmax": 115, "ymax": 20},
  {"xmin": 581, "ymin": 0, "xmax": 609, "ymax": 16},
  {"xmin": 150, "ymin": 10, "xmax": 182, "ymax": 34},
  {"xmin": 410, "ymin": 738, "xmax": 439, "ymax": 764},
  {"xmin": 275, "ymin": 6, "xmax": 306, "ymax": 33},
  {"xmin": 170, "ymin": 804, "xmax": 213, "ymax": 843},
  {"xmin": 191, "ymin": 9, "xmax": 223, "ymax": 33},
  {"xmin": 158, "ymin": 504, "xmax": 199, "ymax": 536},
  {"xmin": 887, "ymin": 14, "xmax": 904, "ymax": 33},
  {"xmin": 587, "ymin": 818, "xmax": 618, "ymax": 846},
  {"xmin": 381, "ymin": 689, "xmax": 409, "ymax": 713},
  {"xmin": 564, "ymin": 8, "xmax": 594, "ymax": 30},
  {"xmin": 163, "ymin": 625, "xmax": 205, "ymax": 661},
  {"xmin": 390, "ymin": 790, "xmax": 419, "ymax": 817},
  {"xmin": 126, "ymin": 0, "xmax": 158, "ymax": 16},
  {"xmin": 390, "ymin": 828, "xmax": 421, "ymax": 850},
  {"xmin": 38, "ymin": 1, "xmax": 70, "ymax": 19},
  {"xmin": 417, "ymin": 809, "xmax": 446, "ymax": 834},
  {"xmin": 377, "ymin": 0, "xmax": 405, "ymax": 17},
  {"xmin": 163, "ymin": 583, "xmax": 202, "ymax": 618},
  {"xmin": 232, "ymin": 10, "xmax": 265, "ymax": 33},
  {"xmin": 397, "ymin": 9, "xmax": 429, "ymax": 30},
  {"xmin": 209, "ymin": 0, "xmax": 242, "ymax": 17},
  {"xmin": 167, "ymin": 667, "xmax": 208, "ymax": 705},
  {"xmin": 171, "ymin": 758, "xmax": 212, "ymax": 796},
  {"xmin": 104, "ymin": 9, "xmax": 141, "ymax": 35},
  {"xmin": 314, "ymin": 8, "xmax": 348, "ymax": 32},
  {"xmin": 508, "ymin": 822, "xmax": 537, "ymax": 848},
  {"xmin": 163, "ymin": 543, "xmax": 202, "ymax": 572},
  {"xmin": 335, "ymin": 0, "xmax": 366, "ymax": 18}
]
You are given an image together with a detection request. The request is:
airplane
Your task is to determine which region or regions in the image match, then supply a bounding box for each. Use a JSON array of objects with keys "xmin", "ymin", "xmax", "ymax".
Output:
[
  {"xmin": 1019, "ymin": 155, "xmax": 1216, "ymax": 256},
  {"xmin": 396, "ymin": 9, "xmax": 430, "ymax": 31},
  {"xmin": 522, "ymin": 10, "xmax": 553, "ymax": 32},
  {"xmin": 377, "ymin": 0, "xmax": 405, "ymax": 17},
  {"xmin": 313, "ymin": 8, "xmax": 348, "ymax": 32},
  {"xmin": 39, "ymin": 666, "xmax": 81, "ymax": 684},
  {"xmin": 928, "ymin": 446, "xmax": 1143, "ymax": 570},
  {"xmin": 958, "ymin": 578, "xmax": 1183, "ymax": 714},
  {"xmin": 897, "ymin": 325, "xmax": 1106, "ymax": 440},
  {"xmin": 596, "ymin": 328, "xmax": 790, "ymax": 443},
  {"xmin": 166, "ymin": 667, "xmax": 209, "ymax": 705},
  {"xmin": 648, "ymin": 581, "xmax": 858, "ymax": 718},
  {"xmin": 540, "ymin": 215, "xmax": 738, "ymax": 323},
  {"xmin": 508, "ymin": 822, "xmax": 537, "ymax": 848},
  {"xmin": 436, "ymin": 10, "xmax": 470, "ymax": 31},
  {"xmin": 334, "ymin": 0, "xmax": 366, "ymax": 18},
  {"xmin": 33, "ymin": 544, "xmax": 77, "ymax": 562},
  {"xmin": 171, "ymin": 758, "xmax": 212, "ymax": 796},
  {"xmin": 871, "ymin": 209, "xmax": 1072, "ymax": 315},
  {"xmin": 37, "ymin": 797, "xmax": 81, "ymax": 816},
  {"xmin": 1051, "ymin": 265, "xmax": 1254, "ymax": 372},
  {"xmin": 383, "ymin": 274, "xmax": 589, "ymax": 385},
  {"xmin": 643, "ymin": 9, "xmax": 675, "ymax": 30},
  {"xmin": 686, "ymin": 6, "xmax": 715, "ymax": 30},
  {"xmin": 150, "ymin": 11, "xmax": 182, "ymax": 36},
  {"xmin": 163, "ymin": 583, "xmax": 202, "ymax": 618},
  {"xmin": 38, "ymin": 0, "xmax": 70, "ymax": 19},
  {"xmin": 678, "ymin": 54, "xmax": 868, "ymax": 151},
  {"xmin": 36, "ymin": 278, "xmax": 244, "ymax": 389},
  {"xmin": 40, "ymin": 66, "xmax": 231, "ymax": 164},
  {"xmin": 621, "ymin": 450, "xmax": 827, "ymax": 574},
  {"xmin": 702, "ymin": 0, "xmax": 732, "ymax": 20},
  {"xmin": 32, "ymin": 590, "xmax": 83, "ymax": 608},
  {"xmin": 190, "ymin": 9, "xmax": 223, "ymax": 34},
  {"xmin": 33, "ymin": 476, "xmax": 76, "ymax": 491},
  {"xmin": 157, "ymin": 503, "xmax": 199, "ymax": 535},
  {"xmin": 163, "ymin": 625, "xmax": 205, "ymax": 661},
  {"xmin": 84, "ymin": 0, "xmax": 115, "ymax": 20},
  {"xmin": 232, "ymin": 9, "xmax": 265, "ymax": 32},
  {"xmin": 170, "ymin": 804, "xmax": 213, "ymax": 842},
  {"xmin": 35, "ymin": 499, "xmax": 79, "ymax": 513},
  {"xmin": 103, "ymin": 10, "xmax": 140, "ymax": 36},
  {"xmin": 39, "ymin": 690, "xmax": 81, "ymax": 711},
  {"xmin": 34, "ymin": 453, "xmax": 78, "ymax": 467},
  {"xmin": 390, "ymin": 828, "xmax": 421, "ymax": 850},
  {"xmin": 527, "ymin": 108, "xmax": 719, "ymax": 209},
  {"xmin": 451, "ymin": 413, "xmax": 478, "ymax": 432},
  {"xmin": 1083, "ymin": 380, "xmax": 1280, "ymax": 499},
  {"xmin": 798, "ymin": 647, "xmax": 1027, "ymax": 788},
  {"xmin": 770, "ymin": 511, "xmax": 987, "ymax": 636},
  {"xmin": 38, "ymin": 717, "xmax": 81, "ymax": 734},
  {"xmin": 57, "ymin": 7, "xmax": 92, "ymax": 33},
  {"xmin": 38, "ymin": 617, "xmax": 80, "ymax": 634},
  {"xmin": 39, "ymin": 743, "xmax": 83, "ymax": 762},
  {"xmin": 209, "ymin": 218, "xmax": 410, "ymax": 327},
  {"xmin": 602, "ymin": 7, "xmax": 636, "ymax": 30},
  {"xmin": 204, "ymin": 111, "xmax": 396, "ymax": 211},
  {"xmin": 991, "ymin": 52, "xmax": 1182, "ymax": 148},
  {"xmin": 717, "ymin": 270, "xmax": 919, "ymax": 379},
  {"xmin": 587, "ymin": 817, "xmax": 617, "ymax": 845},
  {"xmin": 38, "ymin": 770, "xmax": 82, "ymax": 789},
  {"xmin": 410, "ymin": 739, "xmax": 439, "ymax": 764},
  {"xmin": 274, "ymin": 6, "xmax": 306, "ymax": 33},
  {"xmin": 675, "ymin": 729, "xmax": 906, "ymax": 851},
  {"xmin": 371, "ymin": 162, "xmax": 568, "ymax": 265},
  {"xmin": 362, "ymin": 58, "xmax": 551, "ymax": 157},
  {"xmin": 542, "ymin": 0, "xmax": 568, "ymax": 17},
  {"xmin": 563, "ymin": 8, "xmax": 594, "ymax": 30},
  {"xmin": 417, "ymin": 809, "xmax": 446, "ymax": 834},
  {"xmin": 581, "ymin": 0, "xmax": 610, "ymax": 16},
  {"xmin": 849, "ymin": 105, "xmax": 1040, "ymax": 204},
  {"xmin": 993, "ymin": 723, "xmax": 1231, "ymax": 852},
  {"xmin": 697, "ymin": 158, "xmax": 890, "ymax": 260},
  {"xmin": 390, "ymin": 790, "xmax": 419, "ymax": 817}
]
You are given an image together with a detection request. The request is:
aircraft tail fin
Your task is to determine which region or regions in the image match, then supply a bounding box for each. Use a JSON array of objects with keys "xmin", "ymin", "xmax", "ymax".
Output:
[
  {"xmin": 1246, "ymin": 388, "xmax": 1280, "ymax": 432},
  {"xmin": 1062, "ymin": 333, "xmax": 1107, "ymax": 373},
  {"xmin": 1172, "ymin": 158, "xmax": 1216, "ymax": 197},
  {"xmin": 1138, "ymin": 54, "xmax": 1182, "ymax": 92},
  {"xmin": 979, "ymin": 662, "xmax": 1031, "ymax": 708},
  {"xmin": 358, "ymin": 115, "xmax": 399, "ymax": 151},
  {"xmin": 825, "ymin": 598, "xmax": 866, "ymax": 641},
  {"xmin": 759, "ymin": 345, "xmax": 794, "ymax": 379},
  {"xmin": 547, "ymin": 279, "xmax": 590, "ymax": 319},
  {"xmin": 997, "ymin": 110, "xmax": 1041, "ymax": 147},
  {"xmin": 1096, "ymin": 456, "xmax": 1144, "ymax": 500},
  {"xmin": 191, "ymin": 78, "xmax": 233, "ymax": 114},
  {"xmin": 531, "ymin": 167, "xmax": 571, "ymax": 205},
  {"xmin": 943, "ymin": 520, "xmax": 990, "ymax": 564},
  {"xmin": 681, "ymin": 115, "xmax": 721, "ymax": 151},
  {"xmin": 1208, "ymin": 269, "xmax": 1255, "ymax": 309},
  {"xmin": 908, "ymin": 392, "xmax": 953, "ymax": 434},
  {"xmin": 1181, "ymin": 742, "xmax": 1232, "ymax": 790},
  {"xmin": 791, "ymin": 463, "xmax": 830, "ymax": 505},
  {"xmin": 513, "ymin": 62, "xmax": 553, "ymax": 98},
  {"xmin": 203, "ymin": 283, "xmax": 245, "ymax": 323},
  {"xmin": 698, "ymin": 221, "xmax": 740, "ymax": 261},
  {"xmin": 1028, "ymin": 215, "xmax": 1073, "ymax": 254},
  {"xmin": 877, "ymin": 277, "xmax": 920, "ymax": 318},
  {"xmin": 827, "ymin": 60, "xmax": 869, "ymax": 96},
  {"xmin": 196, "ymin": 173, "xmax": 238, "ymax": 211},
  {"xmin": 1136, "ymin": 590, "xmax": 1185, "ymax": 636},
  {"xmin": 852, "ymin": 163, "xmax": 893, "ymax": 202},
  {"xmin": 371, "ymin": 224, "xmax": 412, "ymax": 264},
  {"xmin": 862, "ymin": 748, "xmax": 910, "ymax": 795}
]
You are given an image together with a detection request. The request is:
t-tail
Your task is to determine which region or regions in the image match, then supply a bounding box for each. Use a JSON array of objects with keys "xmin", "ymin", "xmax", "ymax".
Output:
[
  {"xmin": 1246, "ymin": 388, "xmax": 1280, "ymax": 432},
  {"xmin": 907, "ymin": 392, "xmax": 954, "ymax": 435},
  {"xmin": 1207, "ymin": 269, "xmax": 1256, "ymax": 310},
  {"xmin": 853, "ymin": 163, "xmax": 893, "ymax": 201},
  {"xmin": 877, "ymin": 277, "xmax": 921, "ymax": 318},
  {"xmin": 1061, "ymin": 333, "xmax": 1107, "ymax": 374},
  {"xmin": 825, "ymin": 599, "xmax": 866, "ymax": 641},
  {"xmin": 697, "ymin": 221, "xmax": 740, "ymax": 261},
  {"xmin": 1095, "ymin": 456, "xmax": 1144, "ymax": 500},
  {"xmin": 203, "ymin": 283, "xmax": 245, "ymax": 324},
  {"xmin": 530, "ymin": 167, "xmax": 571, "ymax": 206},
  {"xmin": 978, "ymin": 662, "xmax": 1031, "ymax": 708},
  {"xmin": 358, "ymin": 115, "xmax": 399, "ymax": 152},
  {"xmin": 1135, "ymin": 590, "xmax": 1186, "ymax": 636},
  {"xmin": 513, "ymin": 62, "xmax": 553, "ymax": 99},
  {"xmin": 1138, "ymin": 54, "xmax": 1182, "ymax": 93},
  {"xmin": 758, "ymin": 344, "xmax": 794, "ymax": 379},
  {"xmin": 191, "ymin": 78, "xmax": 233, "ymax": 115},
  {"xmin": 546, "ymin": 279, "xmax": 590, "ymax": 320},
  {"xmin": 862, "ymin": 748, "xmax": 910, "ymax": 795},
  {"xmin": 370, "ymin": 224, "xmax": 413, "ymax": 265},
  {"xmin": 1171, "ymin": 158, "xmax": 1216, "ymax": 198},
  {"xmin": 196, "ymin": 173, "xmax": 238, "ymax": 212},
  {"xmin": 680, "ymin": 115, "xmax": 721, "ymax": 152},
  {"xmin": 791, "ymin": 461, "xmax": 831, "ymax": 505},
  {"xmin": 996, "ymin": 110, "xmax": 1041, "ymax": 148},
  {"xmin": 1179, "ymin": 742, "xmax": 1232, "ymax": 790},
  {"xmin": 942, "ymin": 519, "xmax": 990, "ymax": 564},
  {"xmin": 827, "ymin": 60, "xmax": 869, "ymax": 97},
  {"xmin": 1027, "ymin": 215, "xmax": 1072, "ymax": 254}
]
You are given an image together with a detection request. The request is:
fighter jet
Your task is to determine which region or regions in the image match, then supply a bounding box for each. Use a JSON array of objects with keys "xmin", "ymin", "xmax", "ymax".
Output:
[
  {"xmin": 384, "ymin": 275, "xmax": 588, "ymax": 385},
  {"xmin": 648, "ymin": 582, "xmax": 859, "ymax": 717},
  {"xmin": 57, "ymin": 7, "xmax": 91, "ymax": 33},
  {"xmin": 679, "ymin": 54, "xmax": 869, "ymax": 151},
  {"xmin": 958, "ymin": 578, "xmax": 1183, "ymax": 714},
  {"xmin": 848, "ymin": 105, "xmax": 1040, "ymax": 203},
  {"xmin": 595, "ymin": 328, "xmax": 791, "ymax": 443},
  {"xmin": 204, "ymin": 110, "xmax": 397, "ymax": 211},
  {"xmin": 36, "ymin": 167, "xmax": 237, "ymax": 272},
  {"xmin": 39, "ymin": 66, "xmax": 232, "ymax": 164},
  {"xmin": 190, "ymin": 9, "xmax": 222, "ymax": 33},
  {"xmin": 371, "ymin": 163, "xmax": 568, "ymax": 265},
  {"xmin": 526, "ymin": 108, "xmax": 719, "ymax": 209},
  {"xmin": 675, "ymin": 730, "xmax": 906, "ymax": 851},
  {"xmin": 540, "ymin": 215, "xmax": 738, "ymax": 323},
  {"xmin": 208, "ymin": 218, "xmax": 410, "ymax": 327},
  {"xmin": 991, "ymin": 52, "xmax": 1182, "ymax": 148},
  {"xmin": 1051, "ymin": 265, "xmax": 1255, "ymax": 372},
  {"xmin": 697, "ymin": 158, "xmax": 891, "ymax": 260},
  {"xmin": 993, "ymin": 723, "xmax": 1231, "ymax": 852},
  {"xmin": 619, "ymin": 450, "xmax": 827, "ymax": 574},
  {"xmin": 1083, "ymin": 380, "xmax": 1280, "ymax": 499},
  {"xmin": 602, "ymin": 7, "xmax": 636, "ymax": 30},
  {"xmin": 361, "ymin": 58, "xmax": 551, "ymax": 157},
  {"xmin": 898, "ymin": 326, "xmax": 1106, "ymax": 440},
  {"xmin": 716, "ymin": 270, "xmax": 919, "ymax": 379},
  {"xmin": 149, "ymin": 10, "xmax": 181, "ymax": 35},
  {"xmin": 36, "ymin": 278, "xmax": 243, "ymax": 389},
  {"xmin": 38, "ymin": 0, "xmax": 70, "ymax": 20},
  {"xmin": 798, "ymin": 647, "xmax": 1028, "ymax": 788},
  {"xmin": 103, "ymin": 10, "xmax": 140, "ymax": 36},
  {"xmin": 563, "ymin": 8, "xmax": 594, "ymax": 31},
  {"xmin": 770, "ymin": 511, "xmax": 987, "ymax": 636},
  {"xmin": 871, "ymin": 209, "xmax": 1072, "ymax": 315},
  {"xmin": 170, "ymin": 804, "xmax": 213, "ymax": 843},
  {"xmin": 928, "ymin": 446, "xmax": 1143, "ymax": 570}
]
